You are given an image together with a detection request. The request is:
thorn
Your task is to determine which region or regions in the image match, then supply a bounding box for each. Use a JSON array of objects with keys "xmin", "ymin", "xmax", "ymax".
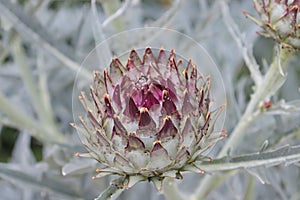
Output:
[
  {"xmin": 70, "ymin": 123, "xmax": 76, "ymax": 127},
  {"xmin": 153, "ymin": 140, "xmax": 162, "ymax": 146},
  {"xmin": 96, "ymin": 168, "xmax": 102, "ymax": 172},
  {"xmin": 221, "ymin": 130, "xmax": 228, "ymax": 137},
  {"xmin": 74, "ymin": 152, "xmax": 80, "ymax": 157},
  {"xmin": 242, "ymin": 10, "xmax": 248, "ymax": 15}
]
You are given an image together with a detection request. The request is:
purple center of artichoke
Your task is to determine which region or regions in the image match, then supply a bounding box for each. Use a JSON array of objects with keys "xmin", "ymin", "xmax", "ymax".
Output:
[
  {"xmin": 99, "ymin": 48, "xmax": 186, "ymax": 134},
  {"xmin": 94, "ymin": 47, "xmax": 208, "ymax": 144}
]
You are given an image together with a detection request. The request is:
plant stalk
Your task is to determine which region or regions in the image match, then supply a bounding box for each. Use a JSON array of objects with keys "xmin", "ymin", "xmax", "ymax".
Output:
[
  {"xmin": 192, "ymin": 46, "xmax": 293, "ymax": 199},
  {"xmin": 163, "ymin": 178, "xmax": 185, "ymax": 200},
  {"xmin": 219, "ymin": 46, "xmax": 292, "ymax": 157},
  {"xmin": 94, "ymin": 177, "xmax": 125, "ymax": 200}
]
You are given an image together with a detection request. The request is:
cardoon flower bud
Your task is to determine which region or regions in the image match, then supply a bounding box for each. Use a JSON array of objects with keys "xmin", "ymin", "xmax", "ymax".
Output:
[
  {"xmin": 71, "ymin": 47, "xmax": 226, "ymax": 190},
  {"xmin": 244, "ymin": 0, "xmax": 300, "ymax": 50}
]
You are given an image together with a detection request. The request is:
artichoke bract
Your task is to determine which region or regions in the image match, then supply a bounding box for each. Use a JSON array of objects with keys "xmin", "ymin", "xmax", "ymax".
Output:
[
  {"xmin": 72, "ymin": 47, "xmax": 226, "ymax": 190},
  {"xmin": 244, "ymin": 0, "xmax": 300, "ymax": 50}
]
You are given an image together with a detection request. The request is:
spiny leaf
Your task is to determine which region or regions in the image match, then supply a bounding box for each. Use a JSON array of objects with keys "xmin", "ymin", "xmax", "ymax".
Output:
[
  {"xmin": 0, "ymin": 163, "xmax": 82, "ymax": 199},
  {"xmin": 0, "ymin": 0, "xmax": 90, "ymax": 78}
]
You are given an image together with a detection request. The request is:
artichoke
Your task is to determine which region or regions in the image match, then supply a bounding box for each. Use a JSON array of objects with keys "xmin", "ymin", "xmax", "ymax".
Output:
[
  {"xmin": 72, "ymin": 47, "xmax": 226, "ymax": 190},
  {"xmin": 244, "ymin": 0, "xmax": 300, "ymax": 50}
]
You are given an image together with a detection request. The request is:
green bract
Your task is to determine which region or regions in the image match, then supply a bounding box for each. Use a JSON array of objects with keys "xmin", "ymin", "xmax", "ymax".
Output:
[{"xmin": 72, "ymin": 47, "xmax": 226, "ymax": 190}]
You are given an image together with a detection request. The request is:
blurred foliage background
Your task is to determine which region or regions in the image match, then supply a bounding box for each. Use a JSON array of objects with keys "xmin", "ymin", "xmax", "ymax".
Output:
[{"xmin": 0, "ymin": 0, "xmax": 300, "ymax": 199}]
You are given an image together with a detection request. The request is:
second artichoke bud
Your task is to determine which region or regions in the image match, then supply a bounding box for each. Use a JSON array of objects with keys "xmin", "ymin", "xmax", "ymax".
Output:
[
  {"xmin": 72, "ymin": 47, "xmax": 226, "ymax": 190},
  {"xmin": 245, "ymin": 0, "xmax": 300, "ymax": 50}
]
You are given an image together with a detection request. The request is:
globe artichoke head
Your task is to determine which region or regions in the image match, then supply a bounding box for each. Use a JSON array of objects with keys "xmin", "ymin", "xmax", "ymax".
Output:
[
  {"xmin": 72, "ymin": 47, "xmax": 226, "ymax": 190},
  {"xmin": 244, "ymin": 0, "xmax": 300, "ymax": 50}
]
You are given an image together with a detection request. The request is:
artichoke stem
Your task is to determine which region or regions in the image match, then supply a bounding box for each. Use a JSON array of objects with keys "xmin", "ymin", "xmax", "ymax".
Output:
[
  {"xmin": 192, "ymin": 45, "xmax": 294, "ymax": 200},
  {"xmin": 94, "ymin": 177, "xmax": 125, "ymax": 200},
  {"xmin": 162, "ymin": 178, "xmax": 186, "ymax": 200}
]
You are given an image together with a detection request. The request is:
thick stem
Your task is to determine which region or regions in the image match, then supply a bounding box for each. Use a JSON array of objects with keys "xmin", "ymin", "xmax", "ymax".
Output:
[
  {"xmin": 190, "ymin": 171, "xmax": 235, "ymax": 200},
  {"xmin": 94, "ymin": 177, "xmax": 125, "ymax": 200},
  {"xmin": 218, "ymin": 47, "xmax": 292, "ymax": 157},
  {"xmin": 163, "ymin": 178, "xmax": 186, "ymax": 200},
  {"xmin": 192, "ymin": 46, "xmax": 293, "ymax": 199}
]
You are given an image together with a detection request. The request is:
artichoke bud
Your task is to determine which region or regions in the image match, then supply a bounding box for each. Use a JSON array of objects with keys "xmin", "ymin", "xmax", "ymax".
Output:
[
  {"xmin": 73, "ymin": 47, "xmax": 226, "ymax": 189},
  {"xmin": 244, "ymin": 0, "xmax": 300, "ymax": 50}
]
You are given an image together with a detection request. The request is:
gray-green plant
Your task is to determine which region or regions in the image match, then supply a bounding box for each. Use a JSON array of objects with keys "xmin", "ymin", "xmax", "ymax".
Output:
[{"xmin": 0, "ymin": 0, "xmax": 300, "ymax": 200}]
